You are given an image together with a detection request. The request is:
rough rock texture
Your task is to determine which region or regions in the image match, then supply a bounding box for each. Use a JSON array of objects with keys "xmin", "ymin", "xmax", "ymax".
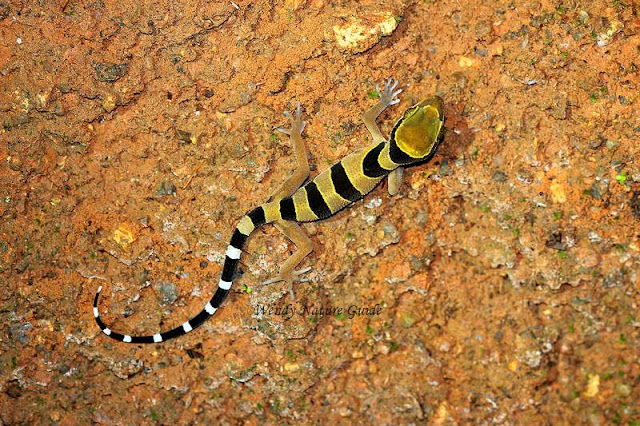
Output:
[{"xmin": 1, "ymin": 0, "xmax": 639, "ymax": 423}]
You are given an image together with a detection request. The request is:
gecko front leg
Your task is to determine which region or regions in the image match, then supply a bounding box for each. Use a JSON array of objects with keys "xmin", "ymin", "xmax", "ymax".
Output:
[
  {"xmin": 387, "ymin": 166, "xmax": 404, "ymax": 196},
  {"xmin": 362, "ymin": 77, "xmax": 403, "ymax": 143},
  {"xmin": 363, "ymin": 78, "xmax": 406, "ymax": 196},
  {"xmin": 270, "ymin": 102, "xmax": 310, "ymax": 201},
  {"xmin": 263, "ymin": 102, "xmax": 314, "ymax": 298}
]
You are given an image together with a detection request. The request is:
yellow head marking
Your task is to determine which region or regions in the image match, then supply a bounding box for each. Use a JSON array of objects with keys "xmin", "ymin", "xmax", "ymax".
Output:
[{"xmin": 394, "ymin": 97, "xmax": 444, "ymax": 158}]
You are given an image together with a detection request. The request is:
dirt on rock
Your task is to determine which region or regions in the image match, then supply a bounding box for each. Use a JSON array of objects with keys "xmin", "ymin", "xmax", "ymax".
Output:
[{"xmin": 1, "ymin": 0, "xmax": 639, "ymax": 424}]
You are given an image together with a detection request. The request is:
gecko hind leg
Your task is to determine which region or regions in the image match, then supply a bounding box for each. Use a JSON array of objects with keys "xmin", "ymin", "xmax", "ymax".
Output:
[{"xmin": 263, "ymin": 221, "xmax": 314, "ymax": 300}]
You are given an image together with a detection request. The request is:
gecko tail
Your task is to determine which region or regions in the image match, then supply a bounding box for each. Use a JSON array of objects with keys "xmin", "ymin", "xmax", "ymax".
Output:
[{"xmin": 93, "ymin": 206, "xmax": 268, "ymax": 344}]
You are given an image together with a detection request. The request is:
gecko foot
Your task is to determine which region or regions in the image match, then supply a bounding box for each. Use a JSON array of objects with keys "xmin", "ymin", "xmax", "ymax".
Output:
[
  {"xmin": 376, "ymin": 77, "xmax": 403, "ymax": 107},
  {"xmin": 262, "ymin": 266, "xmax": 312, "ymax": 300},
  {"xmin": 276, "ymin": 101, "xmax": 307, "ymax": 136}
]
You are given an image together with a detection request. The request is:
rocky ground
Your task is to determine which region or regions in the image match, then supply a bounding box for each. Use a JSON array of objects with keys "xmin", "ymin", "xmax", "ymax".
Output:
[{"xmin": 1, "ymin": 0, "xmax": 639, "ymax": 423}]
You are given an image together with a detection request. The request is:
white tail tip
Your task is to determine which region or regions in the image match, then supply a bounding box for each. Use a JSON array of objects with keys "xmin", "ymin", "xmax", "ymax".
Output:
[{"xmin": 97, "ymin": 285, "xmax": 102, "ymax": 293}]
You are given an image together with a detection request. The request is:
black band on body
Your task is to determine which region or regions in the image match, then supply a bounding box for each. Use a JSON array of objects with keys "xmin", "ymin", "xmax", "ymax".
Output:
[
  {"xmin": 279, "ymin": 197, "xmax": 297, "ymax": 221},
  {"xmin": 304, "ymin": 182, "xmax": 332, "ymax": 219},
  {"xmin": 331, "ymin": 162, "xmax": 363, "ymax": 202},
  {"xmin": 362, "ymin": 142, "xmax": 388, "ymax": 178},
  {"xmin": 247, "ymin": 206, "xmax": 266, "ymax": 227}
]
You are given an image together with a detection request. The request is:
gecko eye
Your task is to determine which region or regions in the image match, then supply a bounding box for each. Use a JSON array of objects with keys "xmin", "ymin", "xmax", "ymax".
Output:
[{"xmin": 394, "ymin": 97, "xmax": 444, "ymax": 159}]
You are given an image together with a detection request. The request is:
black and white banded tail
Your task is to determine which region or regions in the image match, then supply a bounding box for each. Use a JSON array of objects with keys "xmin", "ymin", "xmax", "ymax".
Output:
[{"xmin": 93, "ymin": 206, "xmax": 267, "ymax": 343}]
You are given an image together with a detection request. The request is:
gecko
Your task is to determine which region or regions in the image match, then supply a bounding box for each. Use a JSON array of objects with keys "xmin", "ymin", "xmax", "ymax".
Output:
[{"xmin": 93, "ymin": 78, "xmax": 445, "ymax": 343}]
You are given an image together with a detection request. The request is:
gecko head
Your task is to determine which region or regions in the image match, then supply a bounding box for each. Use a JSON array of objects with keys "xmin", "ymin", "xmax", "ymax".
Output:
[{"xmin": 390, "ymin": 96, "xmax": 445, "ymax": 162}]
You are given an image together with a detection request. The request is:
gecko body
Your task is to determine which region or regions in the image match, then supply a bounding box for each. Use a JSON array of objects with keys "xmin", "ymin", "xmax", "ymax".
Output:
[{"xmin": 94, "ymin": 79, "xmax": 445, "ymax": 343}]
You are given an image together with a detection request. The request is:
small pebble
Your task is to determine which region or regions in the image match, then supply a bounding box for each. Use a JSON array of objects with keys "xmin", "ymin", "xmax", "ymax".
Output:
[
  {"xmin": 414, "ymin": 211, "xmax": 428, "ymax": 227},
  {"xmin": 516, "ymin": 169, "xmax": 533, "ymax": 184},
  {"xmin": 492, "ymin": 170, "xmax": 508, "ymax": 182},
  {"xmin": 439, "ymin": 159, "xmax": 451, "ymax": 176},
  {"xmin": 365, "ymin": 198, "xmax": 382, "ymax": 209},
  {"xmin": 155, "ymin": 282, "xmax": 179, "ymax": 305}
]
